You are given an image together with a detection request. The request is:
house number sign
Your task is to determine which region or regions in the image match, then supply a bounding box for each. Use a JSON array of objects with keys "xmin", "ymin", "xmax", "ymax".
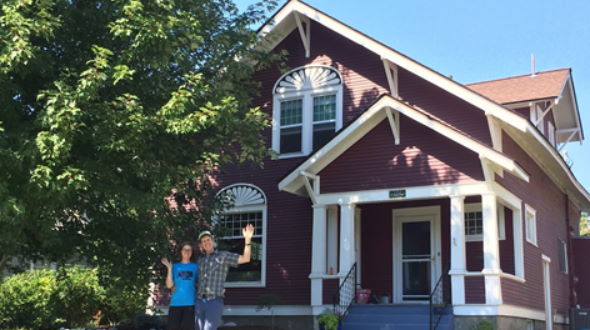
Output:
[{"xmin": 389, "ymin": 189, "xmax": 406, "ymax": 199}]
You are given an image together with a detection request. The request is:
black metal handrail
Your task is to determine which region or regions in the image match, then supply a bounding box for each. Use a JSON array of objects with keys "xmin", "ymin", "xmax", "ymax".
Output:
[
  {"xmin": 429, "ymin": 268, "xmax": 449, "ymax": 330},
  {"xmin": 333, "ymin": 262, "xmax": 357, "ymax": 317}
]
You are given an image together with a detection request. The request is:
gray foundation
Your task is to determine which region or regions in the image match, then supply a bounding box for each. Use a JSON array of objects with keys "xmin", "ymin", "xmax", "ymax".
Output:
[
  {"xmin": 221, "ymin": 315, "xmax": 314, "ymax": 330},
  {"xmin": 454, "ymin": 315, "xmax": 567, "ymax": 330}
]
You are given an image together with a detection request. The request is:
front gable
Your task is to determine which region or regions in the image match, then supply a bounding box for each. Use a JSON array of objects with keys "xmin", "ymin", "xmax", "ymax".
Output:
[{"xmin": 319, "ymin": 116, "xmax": 484, "ymax": 194}]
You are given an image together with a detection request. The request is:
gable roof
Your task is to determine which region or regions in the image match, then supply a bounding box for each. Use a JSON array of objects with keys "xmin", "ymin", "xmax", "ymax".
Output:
[
  {"xmin": 258, "ymin": 0, "xmax": 530, "ymax": 132},
  {"xmin": 263, "ymin": 0, "xmax": 589, "ymax": 209},
  {"xmin": 278, "ymin": 94, "xmax": 529, "ymax": 195},
  {"xmin": 466, "ymin": 68, "xmax": 570, "ymax": 105}
]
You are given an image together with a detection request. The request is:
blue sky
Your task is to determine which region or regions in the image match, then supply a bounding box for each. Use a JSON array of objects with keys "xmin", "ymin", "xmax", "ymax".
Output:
[{"xmin": 236, "ymin": 0, "xmax": 590, "ymax": 190}]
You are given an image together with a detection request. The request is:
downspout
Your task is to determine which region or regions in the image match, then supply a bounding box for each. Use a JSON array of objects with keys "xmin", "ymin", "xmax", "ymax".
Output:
[{"xmin": 565, "ymin": 194, "xmax": 577, "ymax": 308}]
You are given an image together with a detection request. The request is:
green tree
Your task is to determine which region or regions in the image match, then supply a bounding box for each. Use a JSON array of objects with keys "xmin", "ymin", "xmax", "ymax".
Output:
[{"xmin": 0, "ymin": 0, "xmax": 278, "ymax": 288}]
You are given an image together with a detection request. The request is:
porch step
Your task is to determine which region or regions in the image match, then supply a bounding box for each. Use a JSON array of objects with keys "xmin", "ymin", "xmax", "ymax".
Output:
[{"xmin": 341, "ymin": 304, "xmax": 454, "ymax": 330}]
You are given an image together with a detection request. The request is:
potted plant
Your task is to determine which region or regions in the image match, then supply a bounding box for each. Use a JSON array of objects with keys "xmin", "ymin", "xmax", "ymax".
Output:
[{"xmin": 317, "ymin": 310, "xmax": 341, "ymax": 330}]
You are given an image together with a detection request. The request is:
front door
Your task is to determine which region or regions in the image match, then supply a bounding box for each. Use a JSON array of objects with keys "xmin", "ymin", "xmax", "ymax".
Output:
[{"xmin": 393, "ymin": 207, "xmax": 441, "ymax": 303}]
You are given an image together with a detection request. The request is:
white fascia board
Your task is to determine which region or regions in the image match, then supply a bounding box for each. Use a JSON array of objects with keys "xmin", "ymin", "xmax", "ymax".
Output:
[
  {"xmin": 316, "ymin": 182, "xmax": 489, "ymax": 205},
  {"xmin": 525, "ymin": 122, "xmax": 590, "ymax": 205},
  {"xmin": 453, "ymin": 304, "xmax": 567, "ymax": 323},
  {"xmin": 260, "ymin": 1, "xmax": 529, "ymax": 133}
]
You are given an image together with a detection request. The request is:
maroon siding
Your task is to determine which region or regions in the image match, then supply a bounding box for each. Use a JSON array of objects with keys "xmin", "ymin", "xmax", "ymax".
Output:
[
  {"xmin": 398, "ymin": 68, "xmax": 492, "ymax": 146},
  {"xmin": 322, "ymin": 279, "xmax": 339, "ymax": 305},
  {"xmin": 465, "ymin": 276, "xmax": 486, "ymax": 304},
  {"xmin": 573, "ymin": 238, "xmax": 590, "ymax": 308},
  {"xmin": 319, "ymin": 118, "xmax": 484, "ymax": 193},
  {"xmin": 359, "ymin": 199, "xmax": 451, "ymax": 303},
  {"xmin": 496, "ymin": 132, "xmax": 571, "ymax": 313}
]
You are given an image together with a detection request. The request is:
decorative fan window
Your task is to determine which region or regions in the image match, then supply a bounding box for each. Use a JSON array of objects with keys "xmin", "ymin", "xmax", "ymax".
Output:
[
  {"xmin": 272, "ymin": 65, "xmax": 343, "ymax": 158},
  {"xmin": 216, "ymin": 184, "xmax": 267, "ymax": 287}
]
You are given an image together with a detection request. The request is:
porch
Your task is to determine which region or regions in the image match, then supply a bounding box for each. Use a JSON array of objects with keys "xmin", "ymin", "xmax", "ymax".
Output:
[{"xmin": 308, "ymin": 182, "xmax": 526, "ymax": 315}]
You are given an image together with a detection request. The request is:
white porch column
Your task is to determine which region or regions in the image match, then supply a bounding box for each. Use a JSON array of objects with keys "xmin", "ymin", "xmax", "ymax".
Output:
[
  {"xmin": 449, "ymin": 195, "xmax": 466, "ymax": 305},
  {"xmin": 310, "ymin": 204, "xmax": 327, "ymax": 306},
  {"xmin": 339, "ymin": 202, "xmax": 356, "ymax": 280},
  {"xmin": 481, "ymin": 193, "xmax": 503, "ymax": 305}
]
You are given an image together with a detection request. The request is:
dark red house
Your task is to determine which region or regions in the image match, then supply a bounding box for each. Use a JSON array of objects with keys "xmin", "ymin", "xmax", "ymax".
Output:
[{"xmin": 167, "ymin": 1, "xmax": 590, "ymax": 329}]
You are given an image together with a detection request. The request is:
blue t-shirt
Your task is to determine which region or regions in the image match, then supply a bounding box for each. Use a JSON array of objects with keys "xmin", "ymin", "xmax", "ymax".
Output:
[{"xmin": 170, "ymin": 262, "xmax": 198, "ymax": 306}]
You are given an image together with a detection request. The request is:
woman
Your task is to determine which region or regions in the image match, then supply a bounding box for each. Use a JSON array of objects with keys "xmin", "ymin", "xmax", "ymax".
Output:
[{"xmin": 161, "ymin": 242, "xmax": 199, "ymax": 330}]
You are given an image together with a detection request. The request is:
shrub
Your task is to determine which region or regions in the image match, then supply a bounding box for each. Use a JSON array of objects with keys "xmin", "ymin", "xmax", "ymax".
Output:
[
  {"xmin": 101, "ymin": 280, "xmax": 149, "ymax": 325},
  {"xmin": 52, "ymin": 266, "xmax": 106, "ymax": 328},
  {"xmin": 0, "ymin": 269, "xmax": 58, "ymax": 329}
]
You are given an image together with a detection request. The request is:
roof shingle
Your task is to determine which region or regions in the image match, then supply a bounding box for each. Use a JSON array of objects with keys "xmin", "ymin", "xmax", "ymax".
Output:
[{"xmin": 466, "ymin": 68, "xmax": 570, "ymax": 105}]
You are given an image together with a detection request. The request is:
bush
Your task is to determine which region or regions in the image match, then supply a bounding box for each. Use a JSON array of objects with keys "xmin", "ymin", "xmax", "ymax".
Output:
[
  {"xmin": 0, "ymin": 266, "xmax": 149, "ymax": 329},
  {"xmin": 0, "ymin": 269, "xmax": 58, "ymax": 329},
  {"xmin": 52, "ymin": 266, "xmax": 106, "ymax": 328}
]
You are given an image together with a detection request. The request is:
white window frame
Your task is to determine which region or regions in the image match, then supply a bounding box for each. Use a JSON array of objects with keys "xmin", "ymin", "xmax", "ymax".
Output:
[
  {"xmin": 216, "ymin": 184, "xmax": 267, "ymax": 288},
  {"xmin": 525, "ymin": 204, "xmax": 538, "ymax": 247},
  {"xmin": 558, "ymin": 239, "xmax": 568, "ymax": 274},
  {"xmin": 464, "ymin": 203, "xmax": 506, "ymax": 242},
  {"xmin": 272, "ymin": 65, "xmax": 343, "ymax": 158}
]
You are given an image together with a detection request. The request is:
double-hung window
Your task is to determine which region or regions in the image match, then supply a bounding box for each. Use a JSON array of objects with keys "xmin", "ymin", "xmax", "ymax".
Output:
[
  {"xmin": 464, "ymin": 203, "xmax": 506, "ymax": 242},
  {"xmin": 273, "ymin": 65, "xmax": 343, "ymax": 158},
  {"xmin": 525, "ymin": 204, "xmax": 538, "ymax": 246},
  {"xmin": 216, "ymin": 184, "xmax": 267, "ymax": 287}
]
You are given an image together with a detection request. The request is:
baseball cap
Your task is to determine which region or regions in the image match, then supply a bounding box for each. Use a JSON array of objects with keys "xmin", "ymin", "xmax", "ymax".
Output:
[{"xmin": 198, "ymin": 230, "xmax": 213, "ymax": 241}]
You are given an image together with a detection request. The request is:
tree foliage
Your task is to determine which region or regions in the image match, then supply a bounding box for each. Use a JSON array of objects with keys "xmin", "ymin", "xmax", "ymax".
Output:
[{"xmin": 0, "ymin": 0, "xmax": 278, "ymax": 286}]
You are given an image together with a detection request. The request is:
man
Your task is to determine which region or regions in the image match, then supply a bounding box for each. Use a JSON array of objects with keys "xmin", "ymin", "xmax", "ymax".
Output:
[{"xmin": 195, "ymin": 224, "xmax": 254, "ymax": 330}]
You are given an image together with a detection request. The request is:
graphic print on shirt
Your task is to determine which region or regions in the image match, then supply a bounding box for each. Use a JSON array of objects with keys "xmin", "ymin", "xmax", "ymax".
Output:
[{"xmin": 178, "ymin": 270, "xmax": 194, "ymax": 280}]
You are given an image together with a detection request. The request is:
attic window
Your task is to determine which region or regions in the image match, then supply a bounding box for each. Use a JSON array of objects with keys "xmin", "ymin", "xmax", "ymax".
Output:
[{"xmin": 272, "ymin": 65, "xmax": 343, "ymax": 158}]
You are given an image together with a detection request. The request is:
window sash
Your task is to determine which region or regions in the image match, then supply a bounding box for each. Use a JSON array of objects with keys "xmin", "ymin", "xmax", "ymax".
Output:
[
  {"xmin": 280, "ymin": 99, "xmax": 303, "ymax": 126},
  {"xmin": 313, "ymin": 94, "xmax": 336, "ymax": 122},
  {"xmin": 525, "ymin": 206, "xmax": 537, "ymax": 246}
]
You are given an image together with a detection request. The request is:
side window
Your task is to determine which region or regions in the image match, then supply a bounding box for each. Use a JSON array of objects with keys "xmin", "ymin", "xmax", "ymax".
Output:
[
  {"xmin": 272, "ymin": 65, "xmax": 343, "ymax": 158},
  {"xmin": 525, "ymin": 204, "xmax": 537, "ymax": 246},
  {"xmin": 558, "ymin": 239, "xmax": 568, "ymax": 274},
  {"xmin": 216, "ymin": 184, "xmax": 267, "ymax": 287},
  {"xmin": 464, "ymin": 203, "xmax": 506, "ymax": 242}
]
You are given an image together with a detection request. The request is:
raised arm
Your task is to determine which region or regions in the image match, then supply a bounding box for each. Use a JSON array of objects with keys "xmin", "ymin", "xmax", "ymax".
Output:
[
  {"xmin": 161, "ymin": 258, "xmax": 174, "ymax": 289},
  {"xmin": 237, "ymin": 224, "xmax": 254, "ymax": 264}
]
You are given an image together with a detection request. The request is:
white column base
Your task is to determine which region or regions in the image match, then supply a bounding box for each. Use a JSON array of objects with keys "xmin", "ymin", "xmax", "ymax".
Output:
[
  {"xmin": 485, "ymin": 275, "xmax": 502, "ymax": 305},
  {"xmin": 311, "ymin": 278, "xmax": 323, "ymax": 306}
]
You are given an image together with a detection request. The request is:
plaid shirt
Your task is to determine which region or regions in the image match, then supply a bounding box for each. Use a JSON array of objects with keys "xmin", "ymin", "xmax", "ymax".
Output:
[{"xmin": 197, "ymin": 250, "xmax": 239, "ymax": 298}]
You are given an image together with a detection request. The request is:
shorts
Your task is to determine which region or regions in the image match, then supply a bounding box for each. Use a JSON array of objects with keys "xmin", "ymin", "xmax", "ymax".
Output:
[{"xmin": 168, "ymin": 305, "xmax": 195, "ymax": 330}]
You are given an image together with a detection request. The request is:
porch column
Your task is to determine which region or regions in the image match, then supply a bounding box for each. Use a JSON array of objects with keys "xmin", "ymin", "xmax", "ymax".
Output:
[
  {"xmin": 310, "ymin": 204, "xmax": 327, "ymax": 306},
  {"xmin": 481, "ymin": 192, "xmax": 503, "ymax": 305},
  {"xmin": 339, "ymin": 202, "xmax": 356, "ymax": 279},
  {"xmin": 449, "ymin": 195, "xmax": 466, "ymax": 305}
]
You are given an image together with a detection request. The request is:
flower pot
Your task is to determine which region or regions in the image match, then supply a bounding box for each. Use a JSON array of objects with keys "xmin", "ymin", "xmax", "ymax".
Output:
[{"xmin": 355, "ymin": 288, "xmax": 371, "ymax": 304}]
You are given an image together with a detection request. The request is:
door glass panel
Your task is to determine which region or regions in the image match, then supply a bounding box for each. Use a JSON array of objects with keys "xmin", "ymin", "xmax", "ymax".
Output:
[
  {"xmin": 403, "ymin": 261, "xmax": 431, "ymax": 296},
  {"xmin": 402, "ymin": 221, "xmax": 431, "ymax": 257}
]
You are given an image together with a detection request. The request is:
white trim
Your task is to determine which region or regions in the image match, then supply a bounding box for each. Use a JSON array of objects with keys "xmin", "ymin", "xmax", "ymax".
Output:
[
  {"xmin": 450, "ymin": 195, "xmax": 466, "ymax": 305},
  {"xmin": 542, "ymin": 255, "xmax": 553, "ymax": 330},
  {"xmin": 392, "ymin": 206, "xmax": 441, "ymax": 303},
  {"xmin": 338, "ymin": 202, "xmax": 356, "ymax": 278},
  {"xmin": 487, "ymin": 114, "xmax": 503, "ymax": 152},
  {"xmin": 272, "ymin": 66, "xmax": 343, "ymax": 158},
  {"xmin": 525, "ymin": 204, "xmax": 538, "ymax": 247},
  {"xmin": 354, "ymin": 207, "xmax": 362, "ymax": 284},
  {"xmin": 217, "ymin": 183, "xmax": 267, "ymax": 288},
  {"xmin": 294, "ymin": 13, "xmax": 310, "ymax": 58},
  {"xmin": 310, "ymin": 204, "xmax": 327, "ymax": 306},
  {"xmin": 385, "ymin": 107, "xmax": 400, "ymax": 145},
  {"xmin": 512, "ymin": 205, "xmax": 525, "ymax": 279},
  {"xmin": 278, "ymin": 95, "xmax": 529, "ymax": 194},
  {"xmin": 317, "ymin": 182, "xmax": 489, "ymax": 206},
  {"xmin": 453, "ymin": 304, "xmax": 567, "ymax": 324}
]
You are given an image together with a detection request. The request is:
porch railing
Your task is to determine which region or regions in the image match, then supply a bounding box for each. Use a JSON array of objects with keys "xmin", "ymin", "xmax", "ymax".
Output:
[
  {"xmin": 333, "ymin": 262, "xmax": 357, "ymax": 317},
  {"xmin": 429, "ymin": 268, "xmax": 449, "ymax": 330}
]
